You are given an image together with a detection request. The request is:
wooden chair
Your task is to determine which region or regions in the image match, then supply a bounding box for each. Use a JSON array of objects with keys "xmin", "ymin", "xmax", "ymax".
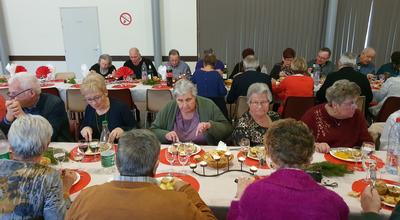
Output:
[
  {"xmin": 233, "ymin": 96, "xmax": 248, "ymax": 123},
  {"xmin": 66, "ymin": 89, "xmax": 87, "ymax": 141},
  {"xmin": 55, "ymin": 72, "xmax": 75, "ymax": 80},
  {"xmin": 145, "ymin": 89, "xmax": 173, "ymax": 128},
  {"xmin": 107, "ymin": 89, "xmax": 140, "ymax": 123},
  {"xmin": 375, "ymin": 96, "xmax": 400, "ymax": 122},
  {"xmin": 41, "ymin": 87, "xmax": 60, "ymax": 97},
  {"xmin": 281, "ymin": 96, "xmax": 316, "ymax": 120},
  {"xmin": 356, "ymin": 96, "xmax": 366, "ymax": 114}
]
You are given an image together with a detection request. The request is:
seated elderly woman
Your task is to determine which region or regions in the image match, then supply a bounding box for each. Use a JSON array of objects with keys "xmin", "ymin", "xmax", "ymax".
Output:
[
  {"xmin": 0, "ymin": 115, "xmax": 75, "ymax": 219},
  {"xmin": 191, "ymin": 53, "xmax": 228, "ymax": 119},
  {"xmin": 150, "ymin": 79, "xmax": 233, "ymax": 145},
  {"xmin": 301, "ymin": 79, "xmax": 374, "ymax": 153},
  {"xmin": 228, "ymin": 119, "xmax": 349, "ymax": 220},
  {"xmin": 89, "ymin": 54, "xmax": 116, "ymax": 78},
  {"xmin": 80, "ymin": 73, "xmax": 136, "ymax": 142},
  {"xmin": 231, "ymin": 83, "xmax": 279, "ymax": 146},
  {"xmin": 272, "ymin": 57, "xmax": 314, "ymax": 114}
]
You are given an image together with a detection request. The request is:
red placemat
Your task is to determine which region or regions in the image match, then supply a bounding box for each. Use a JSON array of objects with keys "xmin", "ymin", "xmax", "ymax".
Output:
[
  {"xmin": 112, "ymin": 84, "xmax": 135, "ymax": 89},
  {"xmin": 324, "ymin": 153, "xmax": 384, "ymax": 171},
  {"xmin": 155, "ymin": 172, "xmax": 200, "ymax": 191},
  {"xmin": 49, "ymin": 79, "xmax": 65, "ymax": 83},
  {"xmin": 70, "ymin": 84, "xmax": 81, "ymax": 88},
  {"xmin": 237, "ymin": 152, "xmax": 269, "ymax": 169},
  {"xmin": 0, "ymin": 82, "xmax": 8, "ymax": 88},
  {"xmin": 69, "ymin": 146, "xmax": 100, "ymax": 163},
  {"xmin": 352, "ymin": 179, "xmax": 399, "ymax": 210},
  {"xmin": 40, "ymin": 83, "xmax": 55, "ymax": 88},
  {"xmin": 159, "ymin": 147, "xmax": 205, "ymax": 166},
  {"xmin": 70, "ymin": 170, "xmax": 91, "ymax": 194},
  {"xmin": 152, "ymin": 85, "xmax": 172, "ymax": 90}
]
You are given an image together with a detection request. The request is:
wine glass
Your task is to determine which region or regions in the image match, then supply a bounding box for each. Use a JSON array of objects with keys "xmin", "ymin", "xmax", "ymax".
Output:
[
  {"xmin": 239, "ymin": 138, "xmax": 250, "ymax": 157},
  {"xmin": 352, "ymin": 149, "xmax": 362, "ymax": 171},
  {"xmin": 165, "ymin": 146, "xmax": 177, "ymax": 176},
  {"xmin": 53, "ymin": 148, "xmax": 66, "ymax": 170},
  {"xmin": 256, "ymin": 147, "xmax": 266, "ymax": 167},
  {"xmin": 178, "ymin": 151, "xmax": 189, "ymax": 174}
]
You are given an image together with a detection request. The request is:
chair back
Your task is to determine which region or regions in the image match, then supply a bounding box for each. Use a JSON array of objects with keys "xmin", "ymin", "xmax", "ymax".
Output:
[
  {"xmin": 146, "ymin": 89, "xmax": 173, "ymax": 113},
  {"xmin": 41, "ymin": 87, "xmax": 60, "ymax": 97},
  {"xmin": 66, "ymin": 89, "xmax": 87, "ymax": 113},
  {"xmin": 356, "ymin": 96, "xmax": 366, "ymax": 114},
  {"xmin": 281, "ymin": 96, "xmax": 315, "ymax": 120},
  {"xmin": 55, "ymin": 72, "xmax": 75, "ymax": 80},
  {"xmin": 375, "ymin": 96, "xmax": 400, "ymax": 122},
  {"xmin": 234, "ymin": 96, "xmax": 248, "ymax": 121},
  {"xmin": 108, "ymin": 89, "xmax": 140, "ymax": 122}
]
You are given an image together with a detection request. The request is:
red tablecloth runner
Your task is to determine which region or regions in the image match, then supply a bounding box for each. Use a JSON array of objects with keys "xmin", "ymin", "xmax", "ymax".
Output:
[
  {"xmin": 152, "ymin": 85, "xmax": 172, "ymax": 90},
  {"xmin": 159, "ymin": 148, "xmax": 205, "ymax": 166},
  {"xmin": 352, "ymin": 178, "xmax": 399, "ymax": 210},
  {"xmin": 112, "ymin": 84, "xmax": 135, "ymax": 89},
  {"xmin": 237, "ymin": 152, "xmax": 269, "ymax": 169},
  {"xmin": 70, "ymin": 170, "xmax": 91, "ymax": 194},
  {"xmin": 324, "ymin": 153, "xmax": 384, "ymax": 171},
  {"xmin": 155, "ymin": 172, "xmax": 200, "ymax": 191},
  {"xmin": 70, "ymin": 84, "xmax": 81, "ymax": 88}
]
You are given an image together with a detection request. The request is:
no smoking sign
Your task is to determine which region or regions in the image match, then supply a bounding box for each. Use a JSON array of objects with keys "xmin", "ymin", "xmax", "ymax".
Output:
[{"xmin": 119, "ymin": 12, "xmax": 132, "ymax": 26}]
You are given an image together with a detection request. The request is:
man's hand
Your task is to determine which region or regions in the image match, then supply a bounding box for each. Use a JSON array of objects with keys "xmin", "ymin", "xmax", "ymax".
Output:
[
  {"xmin": 361, "ymin": 186, "xmax": 381, "ymax": 214},
  {"xmin": 5, "ymin": 100, "xmax": 24, "ymax": 122}
]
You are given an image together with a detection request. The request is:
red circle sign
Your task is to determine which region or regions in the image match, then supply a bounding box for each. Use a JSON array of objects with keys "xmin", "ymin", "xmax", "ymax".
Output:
[{"xmin": 119, "ymin": 12, "xmax": 132, "ymax": 26}]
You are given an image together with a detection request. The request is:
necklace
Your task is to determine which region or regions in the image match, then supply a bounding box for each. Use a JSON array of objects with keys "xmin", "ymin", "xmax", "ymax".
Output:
[
  {"xmin": 333, "ymin": 118, "xmax": 341, "ymax": 127},
  {"xmin": 95, "ymin": 112, "xmax": 108, "ymax": 133}
]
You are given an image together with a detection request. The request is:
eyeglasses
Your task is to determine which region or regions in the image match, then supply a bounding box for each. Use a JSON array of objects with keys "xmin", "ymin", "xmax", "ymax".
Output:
[
  {"xmin": 85, "ymin": 95, "xmax": 103, "ymax": 103},
  {"xmin": 7, "ymin": 88, "xmax": 32, "ymax": 99},
  {"xmin": 340, "ymin": 100, "xmax": 357, "ymax": 108},
  {"xmin": 250, "ymin": 101, "xmax": 269, "ymax": 106}
]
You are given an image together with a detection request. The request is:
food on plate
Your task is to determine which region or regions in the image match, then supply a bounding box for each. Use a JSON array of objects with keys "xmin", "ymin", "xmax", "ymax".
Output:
[
  {"xmin": 247, "ymin": 146, "xmax": 265, "ymax": 159},
  {"xmin": 376, "ymin": 180, "xmax": 388, "ymax": 195},
  {"xmin": 39, "ymin": 157, "xmax": 51, "ymax": 166},
  {"xmin": 193, "ymin": 155, "xmax": 202, "ymax": 162},
  {"xmin": 159, "ymin": 177, "xmax": 175, "ymax": 190},
  {"xmin": 348, "ymin": 191, "xmax": 360, "ymax": 198},
  {"xmin": 170, "ymin": 142, "xmax": 198, "ymax": 155},
  {"xmin": 332, "ymin": 148, "xmax": 361, "ymax": 160},
  {"xmin": 388, "ymin": 185, "xmax": 400, "ymax": 197},
  {"xmin": 374, "ymin": 181, "xmax": 400, "ymax": 207},
  {"xmin": 203, "ymin": 150, "xmax": 233, "ymax": 168}
]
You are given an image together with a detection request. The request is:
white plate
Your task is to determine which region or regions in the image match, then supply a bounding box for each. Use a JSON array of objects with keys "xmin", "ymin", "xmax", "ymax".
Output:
[
  {"xmin": 382, "ymin": 184, "xmax": 400, "ymax": 208},
  {"xmin": 246, "ymin": 146, "xmax": 264, "ymax": 161},
  {"xmin": 73, "ymin": 171, "xmax": 80, "ymax": 186},
  {"xmin": 167, "ymin": 144, "xmax": 201, "ymax": 156},
  {"xmin": 329, "ymin": 147, "xmax": 362, "ymax": 162}
]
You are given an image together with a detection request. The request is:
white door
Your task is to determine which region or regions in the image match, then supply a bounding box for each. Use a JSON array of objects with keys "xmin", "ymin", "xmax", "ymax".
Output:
[{"xmin": 60, "ymin": 7, "xmax": 101, "ymax": 79}]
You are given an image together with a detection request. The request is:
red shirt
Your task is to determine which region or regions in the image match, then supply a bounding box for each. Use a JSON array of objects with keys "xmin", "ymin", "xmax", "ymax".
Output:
[
  {"xmin": 301, "ymin": 104, "xmax": 373, "ymax": 148},
  {"xmin": 273, "ymin": 74, "xmax": 314, "ymax": 114},
  {"xmin": 0, "ymin": 95, "xmax": 5, "ymax": 121}
]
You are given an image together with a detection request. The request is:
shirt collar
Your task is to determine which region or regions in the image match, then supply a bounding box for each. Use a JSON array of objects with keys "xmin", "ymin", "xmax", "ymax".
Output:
[{"xmin": 113, "ymin": 175, "xmax": 159, "ymax": 184}]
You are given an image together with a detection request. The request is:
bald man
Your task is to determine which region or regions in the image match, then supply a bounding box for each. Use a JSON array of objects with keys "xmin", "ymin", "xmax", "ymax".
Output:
[
  {"xmin": 123, "ymin": 48, "xmax": 158, "ymax": 79},
  {"xmin": 356, "ymin": 47, "xmax": 376, "ymax": 79}
]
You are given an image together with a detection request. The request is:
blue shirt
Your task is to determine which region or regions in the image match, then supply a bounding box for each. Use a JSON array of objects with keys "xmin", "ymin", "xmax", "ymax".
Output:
[
  {"xmin": 356, "ymin": 57, "xmax": 376, "ymax": 75},
  {"xmin": 195, "ymin": 59, "xmax": 224, "ymax": 71},
  {"xmin": 377, "ymin": 63, "xmax": 400, "ymax": 77},
  {"xmin": 191, "ymin": 70, "xmax": 227, "ymax": 98}
]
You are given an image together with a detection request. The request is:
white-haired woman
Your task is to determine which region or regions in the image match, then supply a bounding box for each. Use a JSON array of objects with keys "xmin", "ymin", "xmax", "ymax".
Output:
[
  {"xmin": 89, "ymin": 54, "xmax": 116, "ymax": 78},
  {"xmin": 0, "ymin": 115, "xmax": 75, "ymax": 219},
  {"xmin": 150, "ymin": 79, "xmax": 233, "ymax": 145},
  {"xmin": 231, "ymin": 83, "xmax": 279, "ymax": 146},
  {"xmin": 302, "ymin": 79, "xmax": 374, "ymax": 153}
]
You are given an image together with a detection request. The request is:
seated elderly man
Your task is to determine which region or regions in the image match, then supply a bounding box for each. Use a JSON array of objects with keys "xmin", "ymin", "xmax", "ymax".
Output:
[
  {"xmin": 307, "ymin": 47, "xmax": 336, "ymax": 77},
  {"xmin": 166, "ymin": 49, "xmax": 191, "ymax": 78},
  {"xmin": 230, "ymin": 48, "xmax": 261, "ymax": 79},
  {"xmin": 123, "ymin": 47, "xmax": 158, "ymax": 79},
  {"xmin": 0, "ymin": 72, "xmax": 71, "ymax": 141},
  {"xmin": 89, "ymin": 54, "xmax": 116, "ymax": 78},
  {"xmin": 227, "ymin": 55, "xmax": 272, "ymax": 104},
  {"xmin": 150, "ymin": 79, "xmax": 233, "ymax": 145},
  {"xmin": 66, "ymin": 129, "xmax": 216, "ymax": 220},
  {"xmin": 0, "ymin": 115, "xmax": 75, "ymax": 219},
  {"xmin": 357, "ymin": 47, "xmax": 376, "ymax": 78}
]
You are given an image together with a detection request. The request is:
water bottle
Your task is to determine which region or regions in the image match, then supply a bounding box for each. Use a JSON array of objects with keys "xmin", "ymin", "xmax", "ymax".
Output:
[
  {"xmin": 148, "ymin": 65, "xmax": 153, "ymax": 80},
  {"xmin": 141, "ymin": 63, "xmax": 148, "ymax": 80},
  {"xmin": 0, "ymin": 140, "xmax": 10, "ymax": 159},
  {"xmin": 312, "ymin": 64, "xmax": 320, "ymax": 86},
  {"xmin": 386, "ymin": 117, "xmax": 400, "ymax": 175},
  {"xmin": 222, "ymin": 64, "xmax": 228, "ymax": 80},
  {"xmin": 99, "ymin": 121, "xmax": 115, "ymax": 173}
]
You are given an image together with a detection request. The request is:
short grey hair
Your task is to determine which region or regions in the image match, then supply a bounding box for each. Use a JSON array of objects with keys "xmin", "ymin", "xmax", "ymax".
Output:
[
  {"xmin": 338, "ymin": 52, "xmax": 357, "ymax": 68},
  {"xmin": 243, "ymin": 55, "xmax": 260, "ymax": 70},
  {"xmin": 98, "ymin": 54, "xmax": 112, "ymax": 65},
  {"xmin": 362, "ymin": 47, "xmax": 376, "ymax": 55},
  {"xmin": 326, "ymin": 79, "xmax": 361, "ymax": 104},
  {"xmin": 8, "ymin": 72, "xmax": 41, "ymax": 95},
  {"xmin": 116, "ymin": 129, "xmax": 160, "ymax": 176},
  {"xmin": 246, "ymin": 83, "xmax": 272, "ymax": 104},
  {"xmin": 173, "ymin": 79, "xmax": 197, "ymax": 97},
  {"xmin": 8, "ymin": 115, "xmax": 53, "ymax": 159}
]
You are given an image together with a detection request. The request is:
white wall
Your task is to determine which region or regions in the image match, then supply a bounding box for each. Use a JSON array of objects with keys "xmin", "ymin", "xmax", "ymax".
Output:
[{"xmin": 1, "ymin": 0, "xmax": 197, "ymax": 72}]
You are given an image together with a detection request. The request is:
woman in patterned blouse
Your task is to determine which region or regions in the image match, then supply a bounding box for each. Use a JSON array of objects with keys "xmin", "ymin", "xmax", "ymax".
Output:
[{"xmin": 231, "ymin": 83, "xmax": 280, "ymax": 146}]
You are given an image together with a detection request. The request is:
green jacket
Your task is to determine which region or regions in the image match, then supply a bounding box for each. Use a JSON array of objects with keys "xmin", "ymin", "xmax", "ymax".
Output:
[{"xmin": 150, "ymin": 96, "xmax": 233, "ymax": 145}]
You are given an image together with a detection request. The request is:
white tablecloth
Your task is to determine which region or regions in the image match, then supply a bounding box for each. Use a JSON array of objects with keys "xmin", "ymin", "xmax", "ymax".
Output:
[{"xmin": 51, "ymin": 142, "xmax": 396, "ymax": 216}]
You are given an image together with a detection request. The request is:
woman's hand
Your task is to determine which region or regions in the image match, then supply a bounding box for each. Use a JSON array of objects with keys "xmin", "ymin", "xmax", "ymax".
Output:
[
  {"xmin": 61, "ymin": 169, "xmax": 77, "ymax": 197},
  {"xmin": 361, "ymin": 185, "xmax": 381, "ymax": 214},
  {"xmin": 315, "ymin": 142, "xmax": 330, "ymax": 153},
  {"xmin": 109, "ymin": 127, "xmax": 124, "ymax": 143},
  {"xmin": 80, "ymin": 127, "xmax": 93, "ymax": 141},
  {"xmin": 165, "ymin": 131, "xmax": 180, "ymax": 143},
  {"xmin": 195, "ymin": 122, "xmax": 211, "ymax": 136},
  {"xmin": 235, "ymin": 176, "xmax": 255, "ymax": 199}
]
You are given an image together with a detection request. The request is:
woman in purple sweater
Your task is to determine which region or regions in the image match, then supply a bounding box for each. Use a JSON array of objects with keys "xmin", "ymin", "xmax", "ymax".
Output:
[{"xmin": 228, "ymin": 119, "xmax": 349, "ymax": 220}]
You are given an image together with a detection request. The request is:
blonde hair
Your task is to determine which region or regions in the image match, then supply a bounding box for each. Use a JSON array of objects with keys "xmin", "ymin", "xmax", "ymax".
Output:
[
  {"xmin": 291, "ymin": 57, "xmax": 308, "ymax": 73},
  {"xmin": 80, "ymin": 72, "xmax": 107, "ymax": 96}
]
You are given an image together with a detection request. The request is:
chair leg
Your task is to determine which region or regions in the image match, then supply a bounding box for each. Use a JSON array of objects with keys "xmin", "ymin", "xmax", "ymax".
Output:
[{"xmin": 144, "ymin": 111, "xmax": 148, "ymax": 128}]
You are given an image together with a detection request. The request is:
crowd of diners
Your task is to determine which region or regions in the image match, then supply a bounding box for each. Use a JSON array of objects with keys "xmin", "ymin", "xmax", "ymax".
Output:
[{"xmin": 0, "ymin": 45, "xmax": 399, "ymax": 219}]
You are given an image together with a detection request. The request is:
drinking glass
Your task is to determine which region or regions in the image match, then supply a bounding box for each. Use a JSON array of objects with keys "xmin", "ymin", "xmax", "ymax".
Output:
[
  {"xmin": 178, "ymin": 151, "xmax": 190, "ymax": 174},
  {"xmin": 165, "ymin": 146, "xmax": 177, "ymax": 176},
  {"xmin": 256, "ymin": 147, "xmax": 266, "ymax": 167},
  {"xmin": 362, "ymin": 157, "xmax": 377, "ymax": 182},
  {"xmin": 239, "ymin": 138, "xmax": 250, "ymax": 157},
  {"xmin": 352, "ymin": 149, "xmax": 363, "ymax": 171},
  {"xmin": 53, "ymin": 148, "xmax": 66, "ymax": 169}
]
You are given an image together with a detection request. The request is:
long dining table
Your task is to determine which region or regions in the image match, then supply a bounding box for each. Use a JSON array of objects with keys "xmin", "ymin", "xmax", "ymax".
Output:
[{"xmin": 51, "ymin": 142, "xmax": 396, "ymax": 219}]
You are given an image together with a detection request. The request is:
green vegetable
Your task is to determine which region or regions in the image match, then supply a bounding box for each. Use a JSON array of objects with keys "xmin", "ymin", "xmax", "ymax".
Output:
[
  {"xmin": 304, "ymin": 161, "xmax": 352, "ymax": 177},
  {"xmin": 142, "ymin": 79, "xmax": 160, "ymax": 85},
  {"xmin": 66, "ymin": 77, "xmax": 76, "ymax": 84},
  {"xmin": 42, "ymin": 147, "xmax": 69, "ymax": 165}
]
